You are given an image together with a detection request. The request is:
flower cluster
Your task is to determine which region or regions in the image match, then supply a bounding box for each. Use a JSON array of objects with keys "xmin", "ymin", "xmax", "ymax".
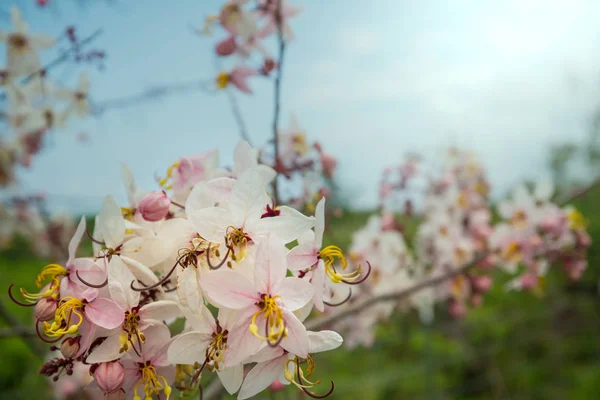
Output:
[
  {"xmin": 10, "ymin": 141, "xmax": 369, "ymax": 399},
  {"xmin": 0, "ymin": 6, "xmax": 102, "ymax": 187},
  {"xmin": 202, "ymin": 0, "xmax": 302, "ymax": 93},
  {"xmin": 330, "ymin": 148, "xmax": 590, "ymax": 348}
]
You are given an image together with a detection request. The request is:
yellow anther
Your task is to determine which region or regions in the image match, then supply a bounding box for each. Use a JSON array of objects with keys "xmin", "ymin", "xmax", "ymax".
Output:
[
  {"xmin": 567, "ymin": 208, "xmax": 587, "ymax": 230},
  {"xmin": 157, "ymin": 161, "xmax": 180, "ymax": 190},
  {"xmin": 134, "ymin": 364, "xmax": 171, "ymax": 400},
  {"xmin": 43, "ymin": 297, "xmax": 85, "ymax": 337},
  {"xmin": 319, "ymin": 245, "xmax": 362, "ymax": 283},
  {"xmin": 216, "ymin": 72, "xmax": 229, "ymax": 90},
  {"xmin": 249, "ymin": 295, "xmax": 286, "ymax": 344}
]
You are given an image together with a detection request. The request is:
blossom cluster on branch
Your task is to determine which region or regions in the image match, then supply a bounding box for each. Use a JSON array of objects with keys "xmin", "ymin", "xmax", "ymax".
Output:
[
  {"xmin": 9, "ymin": 141, "xmax": 369, "ymax": 399},
  {"xmin": 331, "ymin": 148, "xmax": 591, "ymax": 347},
  {"xmin": 0, "ymin": 6, "xmax": 102, "ymax": 187}
]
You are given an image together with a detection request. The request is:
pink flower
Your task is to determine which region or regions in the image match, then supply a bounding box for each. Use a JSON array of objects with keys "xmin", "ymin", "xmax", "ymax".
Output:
[
  {"xmin": 472, "ymin": 276, "xmax": 492, "ymax": 293},
  {"xmin": 201, "ymin": 234, "xmax": 314, "ymax": 366},
  {"xmin": 269, "ymin": 379, "xmax": 285, "ymax": 391},
  {"xmin": 137, "ymin": 191, "xmax": 171, "ymax": 222},
  {"xmin": 320, "ymin": 152, "xmax": 337, "ymax": 179},
  {"xmin": 229, "ymin": 66, "xmax": 257, "ymax": 94},
  {"xmin": 94, "ymin": 361, "xmax": 125, "ymax": 394}
]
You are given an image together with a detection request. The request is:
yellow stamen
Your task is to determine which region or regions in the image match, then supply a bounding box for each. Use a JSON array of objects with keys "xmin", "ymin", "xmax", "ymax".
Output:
[
  {"xmin": 43, "ymin": 297, "xmax": 84, "ymax": 337},
  {"xmin": 567, "ymin": 208, "xmax": 587, "ymax": 230},
  {"xmin": 119, "ymin": 308, "xmax": 145, "ymax": 354},
  {"xmin": 284, "ymin": 355, "xmax": 322, "ymax": 390},
  {"xmin": 133, "ymin": 364, "xmax": 171, "ymax": 400},
  {"xmin": 121, "ymin": 207, "xmax": 135, "ymax": 221},
  {"xmin": 157, "ymin": 161, "xmax": 180, "ymax": 190},
  {"xmin": 249, "ymin": 295, "xmax": 287, "ymax": 344},
  {"xmin": 502, "ymin": 241, "xmax": 522, "ymax": 264},
  {"xmin": 225, "ymin": 226, "xmax": 249, "ymax": 262},
  {"xmin": 510, "ymin": 209, "xmax": 527, "ymax": 228},
  {"xmin": 21, "ymin": 264, "xmax": 67, "ymax": 303},
  {"xmin": 205, "ymin": 330, "xmax": 228, "ymax": 372},
  {"xmin": 319, "ymin": 245, "xmax": 362, "ymax": 283},
  {"xmin": 216, "ymin": 72, "xmax": 229, "ymax": 90}
]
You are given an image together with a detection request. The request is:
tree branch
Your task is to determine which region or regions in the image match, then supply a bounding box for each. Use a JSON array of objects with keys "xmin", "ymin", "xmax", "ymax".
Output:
[
  {"xmin": 271, "ymin": 0, "xmax": 286, "ymax": 205},
  {"xmin": 225, "ymin": 87, "xmax": 253, "ymax": 146},
  {"xmin": 0, "ymin": 28, "xmax": 104, "ymax": 101}
]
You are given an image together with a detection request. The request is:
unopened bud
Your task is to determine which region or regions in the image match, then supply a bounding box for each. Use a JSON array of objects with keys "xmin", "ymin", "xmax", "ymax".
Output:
[
  {"xmin": 269, "ymin": 378, "xmax": 286, "ymax": 392},
  {"xmin": 95, "ymin": 361, "xmax": 125, "ymax": 394},
  {"xmin": 448, "ymin": 300, "xmax": 466, "ymax": 319},
  {"xmin": 215, "ymin": 35, "xmax": 236, "ymax": 56},
  {"xmin": 35, "ymin": 297, "xmax": 57, "ymax": 321},
  {"xmin": 138, "ymin": 191, "xmax": 171, "ymax": 222},
  {"xmin": 472, "ymin": 276, "xmax": 492, "ymax": 293},
  {"xmin": 60, "ymin": 336, "xmax": 81, "ymax": 359}
]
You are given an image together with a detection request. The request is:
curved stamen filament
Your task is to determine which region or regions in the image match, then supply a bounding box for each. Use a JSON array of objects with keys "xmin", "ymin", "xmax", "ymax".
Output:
[
  {"xmin": 157, "ymin": 160, "xmax": 180, "ymax": 190},
  {"xmin": 342, "ymin": 261, "xmax": 371, "ymax": 285},
  {"xmin": 249, "ymin": 295, "xmax": 287, "ymax": 345},
  {"xmin": 86, "ymin": 227, "xmax": 105, "ymax": 245},
  {"xmin": 35, "ymin": 319, "xmax": 62, "ymax": 343},
  {"xmin": 323, "ymin": 288, "xmax": 352, "ymax": 307},
  {"xmin": 205, "ymin": 243, "xmax": 232, "ymax": 270},
  {"xmin": 284, "ymin": 356, "xmax": 335, "ymax": 399},
  {"xmin": 8, "ymin": 284, "xmax": 37, "ymax": 307},
  {"xmin": 320, "ymin": 245, "xmax": 365, "ymax": 284},
  {"xmin": 131, "ymin": 255, "xmax": 184, "ymax": 291},
  {"xmin": 76, "ymin": 270, "xmax": 108, "ymax": 288}
]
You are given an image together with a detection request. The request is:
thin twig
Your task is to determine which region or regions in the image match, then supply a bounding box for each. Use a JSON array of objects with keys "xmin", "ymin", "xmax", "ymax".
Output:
[
  {"xmin": 271, "ymin": 0, "xmax": 286, "ymax": 205},
  {"xmin": 225, "ymin": 87, "xmax": 253, "ymax": 145},
  {"xmin": 91, "ymin": 79, "xmax": 208, "ymax": 115},
  {"xmin": 0, "ymin": 28, "xmax": 104, "ymax": 101}
]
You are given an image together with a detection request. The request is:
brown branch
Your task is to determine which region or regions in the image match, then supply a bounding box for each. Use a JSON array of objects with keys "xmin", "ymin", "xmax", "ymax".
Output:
[
  {"xmin": 90, "ymin": 79, "xmax": 208, "ymax": 115},
  {"xmin": 271, "ymin": 0, "xmax": 286, "ymax": 205},
  {"xmin": 557, "ymin": 176, "xmax": 600, "ymax": 205},
  {"xmin": 0, "ymin": 28, "xmax": 104, "ymax": 101}
]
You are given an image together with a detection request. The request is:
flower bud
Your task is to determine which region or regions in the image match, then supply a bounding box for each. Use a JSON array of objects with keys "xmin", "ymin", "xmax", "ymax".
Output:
[
  {"xmin": 520, "ymin": 273, "xmax": 538, "ymax": 290},
  {"xmin": 216, "ymin": 35, "xmax": 236, "ymax": 56},
  {"xmin": 60, "ymin": 336, "xmax": 81, "ymax": 359},
  {"xmin": 138, "ymin": 191, "xmax": 171, "ymax": 222},
  {"xmin": 35, "ymin": 297, "xmax": 57, "ymax": 321},
  {"xmin": 448, "ymin": 299, "xmax": 466, "ymax": 319},
  {"xmin": 94, "ymin": 361, "xmax": 125, "ymax": 394},
  {"xmin": 472, "ymin": 276, "xmax": 492, "ymax": 293},
  {"xmin": 269, "ymin": 379, "xmax": 285, "ymax": 392}
]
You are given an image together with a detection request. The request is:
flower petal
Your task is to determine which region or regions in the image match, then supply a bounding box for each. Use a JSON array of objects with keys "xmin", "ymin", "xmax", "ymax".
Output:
[
  {"xmin": 85, "ymin": 298, "xmax": 124, "ymax": 330},
  {"xmin": 97, "ymin": 195, "xmax": 125, "ymax": 249},
  {"xmin": 200, "ymin": 270, "xmax": 258, "ymax": 309},
  {"xmin": 188, "ymin": 207, "xmax": 232, "ymax": 243},
  {"xmin": 217, "ymin": 364, "xmax": 244, "ymax": 395},
  {"xmin": 308, "ymin": 330, "xmax": 343, "ymax": 353},
  {"xmin": 68, "ymin": 216, "xmax": 86, "ymax": 263},
  {"xmin": 286, "ymin": 242, "xmax": 318, "ymax": 272},
  {"xmin": 237, "ymin": 356, "xmax": 287, "ymax": 400},
  {"xmin": 140, "ymin": 300, "xmax": 181, "ymax": 322},
  {"xmin": 254, "ymin": 235, "xmax": 287, "ymax": 294},
  {"xmin": 85, "ymin": 333, "xmax": 122, "ymax": 364},
  {"xmin": 168, "ymin": 331, "xmax": 212, "ymax": 365},
  {"xmin": 280, "ymin": 308, "xmax": 309, "ymax": 358},
  {"xmin": 278, "ymin": 277, "xmax": 314, "ymax": 311},
  {"xmin": 255, "ymin": 206, "xmax": 315, "ymax": 244}
]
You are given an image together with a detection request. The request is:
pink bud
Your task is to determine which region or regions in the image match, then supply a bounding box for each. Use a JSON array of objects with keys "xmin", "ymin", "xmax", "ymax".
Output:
[
  {"xmin": 576, "ymin": 231, "xmax": 591, "ymax": 248},
  {"xmin": 520, "ymin": 273, "xmax": 538, "ymax": 290},
  {"xmin": 448, "ymin": 300, "xmax": 466, "ymax": 319},
  {"xmin": 216, "ymin": 35, "xmax": 237, "ymax": 56},
  {"xmin": 95, "ymin": 361, "xmax": 125, "ymax": 394},
  {"xmin": 470, "ymin": 293, "xmax": 483, "ymax": 307},
  {"xmin": 35, "ymin": 297, "xmax": 57, "ymax": 321},
  {"xmin": 269, "ymin": 379, "xmax": 285, "ymax": 392},
  {"xmin": 472, "ymin": 276, "xmax": 492, "ymax": 293},
  {"xmin": 138, "ymin": 191, "xmax": 171, "ymax": 222},
  {"xmin": 60, "ymin": 336, "xmax": 81, "ymax": 359}
]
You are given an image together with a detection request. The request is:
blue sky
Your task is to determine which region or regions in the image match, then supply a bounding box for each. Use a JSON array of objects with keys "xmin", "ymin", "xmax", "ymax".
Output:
[{"xmin": 4, "ymin": 0, "xmax": 600, "ymax": 212}]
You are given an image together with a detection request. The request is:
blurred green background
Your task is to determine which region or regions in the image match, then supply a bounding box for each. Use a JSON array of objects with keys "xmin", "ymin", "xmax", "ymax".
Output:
[{"xmin": 1, "ymin": 186, "xmax": 598, "ymax": 400}]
